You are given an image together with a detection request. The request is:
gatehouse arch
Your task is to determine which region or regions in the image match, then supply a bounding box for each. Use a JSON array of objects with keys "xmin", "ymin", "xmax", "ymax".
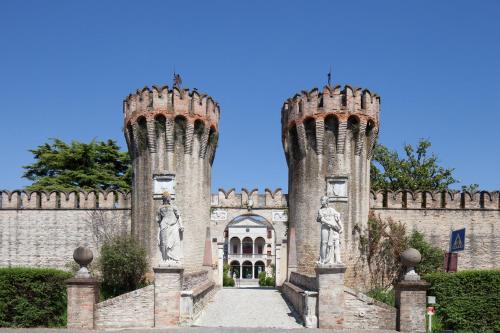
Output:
[{"xmin": 210, "ymin": 188, "xmax": 289, "ymax": 286}]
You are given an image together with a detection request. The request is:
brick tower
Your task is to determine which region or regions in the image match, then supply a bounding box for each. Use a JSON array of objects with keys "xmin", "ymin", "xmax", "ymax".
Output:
[
  {"xmin": 281, "ymin": 84, "xmax": 380, "ymax": 281},
  {"xmin": 123, "ymin": 85, "xmax": 220, "ymax": 270}
]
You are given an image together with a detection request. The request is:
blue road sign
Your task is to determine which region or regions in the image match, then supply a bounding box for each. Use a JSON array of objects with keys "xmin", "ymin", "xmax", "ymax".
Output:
[{"xmin": 450, "ymin": 228, "xmax": 466, "ymax": 252}]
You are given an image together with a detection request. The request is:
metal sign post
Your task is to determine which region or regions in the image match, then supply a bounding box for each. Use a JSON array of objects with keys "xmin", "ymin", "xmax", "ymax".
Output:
[
  {"xmin": 446, "ymin": 228, "xmax": 465, "ymax": 272},
  {"xmin": 427, "ymin": 306, "xmax": 435, "ymax": 332}
]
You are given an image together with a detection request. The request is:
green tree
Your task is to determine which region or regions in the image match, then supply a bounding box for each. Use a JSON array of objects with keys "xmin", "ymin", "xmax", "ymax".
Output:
[
  {"xmin": 371, "ymin": 139, "xmax": 457, "ymax": 191},
  {"xmin": 23, "ymin": 138, "xmax": 131, "ymax": 192}
]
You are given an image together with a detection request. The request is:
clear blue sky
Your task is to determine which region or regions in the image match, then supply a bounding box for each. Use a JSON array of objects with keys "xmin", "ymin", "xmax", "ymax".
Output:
[{"xmin": 1, "ymin": 0, "xmax": 499, "ymax": 191}]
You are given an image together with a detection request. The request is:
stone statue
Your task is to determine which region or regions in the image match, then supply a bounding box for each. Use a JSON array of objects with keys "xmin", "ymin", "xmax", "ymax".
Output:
[
  {"xmin": 157, "ymin": 192, "xmax": 184, "ymax": 265},
  {"xmin": 317, "ymin": 196, "xmax": 343, "ymax": 265}
]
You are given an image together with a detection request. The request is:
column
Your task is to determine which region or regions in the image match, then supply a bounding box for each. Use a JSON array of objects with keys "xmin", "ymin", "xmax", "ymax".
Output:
[
  {"xmin": 66, "ymin": 277, "xmax": 99, "ymax": 329},
  {"xmin": 315, "ymin": 264, "xmax": 347, "ymax": 329},
  {"xmin": 395, "ymin": 280, "xmax": 430, "ymax": 333},
  {"xmin": 217, "ymin": 242, "xmax": 224, "ymax": 286},
  {"xmin": 240, "ymin": 238, "xmax": 243, "ymax": 255},
  {"xmin": 275, "ymin": 243, "xmax": 281, "ymax": 286},
  {"xmin": 154, "ymin": 267, "xmax": 183, "ymax": 327},
  {"xmin": 239, "ymin": 264, "xmax": 242, "ymax": 279}
]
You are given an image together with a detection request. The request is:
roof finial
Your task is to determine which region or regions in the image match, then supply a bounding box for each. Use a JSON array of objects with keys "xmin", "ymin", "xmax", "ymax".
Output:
[{"xmin": 327, "ymin": 65, "xmax": 332, "ymax": 87}]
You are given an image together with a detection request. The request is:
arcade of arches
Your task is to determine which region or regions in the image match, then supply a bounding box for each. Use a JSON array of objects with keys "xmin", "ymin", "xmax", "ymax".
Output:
[{"xmin": 224, "ymin": 215, "xmax": 276, "ymax": 281}]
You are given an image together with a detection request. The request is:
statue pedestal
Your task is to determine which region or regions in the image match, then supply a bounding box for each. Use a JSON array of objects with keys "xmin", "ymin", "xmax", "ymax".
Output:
[
  {"xmin": 315, "ymin": 263, "xmax": 346, "ymax": 329},
  {"xmin": 154, "ymin": 266, "xmax": 184, "ymax": 327},
  {"xmin": 394, "ymin": 279, "xmax": 430, "ymax": 333}
]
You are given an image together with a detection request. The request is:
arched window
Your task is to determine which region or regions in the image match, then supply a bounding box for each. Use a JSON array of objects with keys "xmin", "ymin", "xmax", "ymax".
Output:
[
  {"xmin": 242, "ymin": 237, "xmax": 253, "ymax": 254},
  {"xmin": 255, "ymin": 237, "xmax": 265, "ymax": 255},
  {"xmin": 229, "ymin": 237, "xmax": 241, "ymax": 254}
]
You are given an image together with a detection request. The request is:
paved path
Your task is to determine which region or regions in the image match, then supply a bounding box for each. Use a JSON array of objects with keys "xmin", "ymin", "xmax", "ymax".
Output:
[{"xmin": 194, "ymin": 288, "xmax": 304, "ymax": 328}]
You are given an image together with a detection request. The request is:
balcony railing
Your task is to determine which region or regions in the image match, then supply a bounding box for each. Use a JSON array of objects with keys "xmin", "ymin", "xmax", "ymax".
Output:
[{"xmin": 227, "ymin": 253, "xmax": 274, "ymax": 260}]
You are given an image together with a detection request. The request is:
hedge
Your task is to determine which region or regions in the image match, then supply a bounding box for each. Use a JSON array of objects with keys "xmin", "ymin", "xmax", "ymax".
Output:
[
  {"xmin": 0, "ymin": 267, "xmax": 72, "ymax": 327},
  {"xmin": 424, "ymin": 269, "xmax": 500, "ymax": 332}
]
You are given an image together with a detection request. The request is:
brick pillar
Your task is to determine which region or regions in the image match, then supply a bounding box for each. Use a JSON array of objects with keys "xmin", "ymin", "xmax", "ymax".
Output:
[
  {"xmin": 394, "ymin": 280, "xmax": 430, "ymax": 333},
  {"xmin": 315, "ymin": 264, "xmax": 346, "ymax": 329},
  {"xmin": 66, "ymin": 278, "xmax": 98, "ymax": 329},
  {"xmin": 154, "ymin": 267, "xmax": 183, "ymax": 327}
]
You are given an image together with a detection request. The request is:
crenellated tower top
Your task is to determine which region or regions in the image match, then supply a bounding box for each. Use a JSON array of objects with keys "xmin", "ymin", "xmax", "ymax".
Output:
[
  {"xmin": 123, "ymin": 85, "xmax": 220, "ymax": 132},
  {"xmin": 281, "ymin": 84, "xmax": 380, "ymax": 144}
]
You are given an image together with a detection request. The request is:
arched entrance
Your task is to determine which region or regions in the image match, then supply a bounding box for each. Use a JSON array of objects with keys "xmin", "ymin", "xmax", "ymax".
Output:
[
  {"xmin": 222, "ymin": 214, "xmax": 277, "ymax": 287},
  {"xmin": 241, "ymin": 260, "xmax": 253, "ymax": 279},
  {"xmin": 254, "ymin": 260, "xmax": 265, "ymax": 278},
  {"xmin": 230, "ymin": 260, "xmax": 240, "ymax": 279}
]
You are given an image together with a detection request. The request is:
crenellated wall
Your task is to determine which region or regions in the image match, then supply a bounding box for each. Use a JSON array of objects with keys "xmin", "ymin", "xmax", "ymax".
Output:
[
  {"xmin": 0, "ymin": 190, "xmax": 131, "ymax": 209},
  {"xmin": 210, "ymin": 188, "xmax": 287, "ymax": 208},
  {"xmin": 0, "ymin": 189, "xmax": 498, "ymax": 274},
  {"xmin": 0, "ymin": 190, "xmax": 131, "ymax": 268},
  {"xmin": 370, "ymin": 190, "xmax": 500, "ymax": 271}
]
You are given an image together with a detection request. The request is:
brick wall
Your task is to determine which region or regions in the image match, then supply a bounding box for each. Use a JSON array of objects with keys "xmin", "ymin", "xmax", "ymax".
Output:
[
  {"xmin": 0, "ymin": 208, "xmax": 130, "ymax": 268},
  {"xmin": 344, "ymin": 287, "xmax": 396, "ymax": 330},
  {"xmin": 374, "ymin": 208, "xmax": 499, "ymax": 270},
  {"xmin": 1, "ymin": 190, "xmax": 498, "ymax": 275},
  {"xmin": 95, "ymin": 285, "xmax": 154, "ymax": 329}
]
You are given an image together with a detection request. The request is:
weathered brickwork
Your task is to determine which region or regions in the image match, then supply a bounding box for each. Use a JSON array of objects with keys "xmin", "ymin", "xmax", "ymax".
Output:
[
  {"xmin": 0, "ymin": 208, "xmax": 130, "ymax": 268},
  {"xmin": 124, "ymin": 86, "xmax": 220, "ymax": 271},
  {"xmin": 374, "ymin": 208, "xmax": 500, "ymax": 270},
  {"xmin": 282, "ymin": 85, "xmax": 380, "ymax": 276},
  {"xmin": 95, "ymin": 285, "xmax": 154, "ymax": 329},
  {"xmin": 1, "ymin": 189, "xmax": 498, "ymax": 275},
  {"xmin": 394, "ymin": 280, "xmax": 429, "ymax": 333},
  {"xmin": 344, "ymin": 287, "xmax": 396, "ymax": 330},
  {"xmin": 154, "ymin": 267, "xmax": 183, "ymax": 327},
  {"xmin": 66, "ymin": 278, "xmax": 99, "ymax": 329},
  {"xmin": 283, "ymin": 272, "xmax": 396, "ymax": 329}
]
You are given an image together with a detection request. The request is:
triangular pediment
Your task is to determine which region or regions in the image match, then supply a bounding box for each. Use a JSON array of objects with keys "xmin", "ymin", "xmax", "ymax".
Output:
[{"xmin": 228, "ymin": 214, "xmax": 269, "ymax": 228}]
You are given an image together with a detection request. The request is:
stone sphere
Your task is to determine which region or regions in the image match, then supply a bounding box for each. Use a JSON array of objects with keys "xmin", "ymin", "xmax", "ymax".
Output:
[
  {"xmin": 401, "ymin": 248, "xmax": 421, "ymax": 267},
  {"xmin": 73, "ymin": 246, "xmax": 93, "ymax": 267}
]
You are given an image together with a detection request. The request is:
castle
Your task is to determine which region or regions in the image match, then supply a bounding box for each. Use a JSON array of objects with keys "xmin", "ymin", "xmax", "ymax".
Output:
[{"xmin": 0, "ymin": 81, "xmax": 498, "ymax": 329}]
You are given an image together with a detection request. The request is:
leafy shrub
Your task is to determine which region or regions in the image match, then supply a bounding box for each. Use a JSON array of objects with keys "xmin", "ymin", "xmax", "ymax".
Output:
[
  {"xmin": 357, "ymin": 212, "xmax": 445, "ymax": 289},
  {"xmin": 0, "ymin": 267, "xmax": 72, "ymax": 327},
  {"xmin": 357, "ymin": 212, "xmax": 408, "ymax": 288},
  {"xmin": 408, "ymin": 230, "xmax": 444, "ymax": 275},
  {"xmin": 99, "ymin": 235, "xmax": 148, "ymax": 299},
  {"xmin": 424, "ymin": 270, "xmax": 500, "ymax": 332},
  {"xmin": 265, "ymin": 276, "xmax": 275, "ymax": 287},
  {"xmin": 367, "ymin": 287, "xmax": 395, "ymax": 307},
  {"xmin": 258, "ymin": 271, "xmax": 266, "ymax": 286},
  {"xmin": 222, "ymin": 263, "xmax": 235, "ymax": 287}
]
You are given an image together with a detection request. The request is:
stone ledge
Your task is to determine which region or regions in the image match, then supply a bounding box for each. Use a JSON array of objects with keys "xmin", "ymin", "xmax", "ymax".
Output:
[
  {"xmin": 66, "ymin": 277, "xmax": 99, "ymax": 286},
  {"xmin": 344, "ymin": 286, "xmax": 396, "ymax": 312},
  {"xmin": 153, "ymin": 266, "xmax": 184, "ymax": 273},
  {"xmin": 192, "ymin": 281, "xmax": 215, "ymax": 298},
  {"xmin": 283, "ymin": 281, "xmax": 305, "ymax": 294},
  {"xmin": 315, "ymin": 263, "xmax": 347, "ymax": 274},
  {"xmin": 394, "ymin": 280, "xmax": 430, "ymax": 291}
]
